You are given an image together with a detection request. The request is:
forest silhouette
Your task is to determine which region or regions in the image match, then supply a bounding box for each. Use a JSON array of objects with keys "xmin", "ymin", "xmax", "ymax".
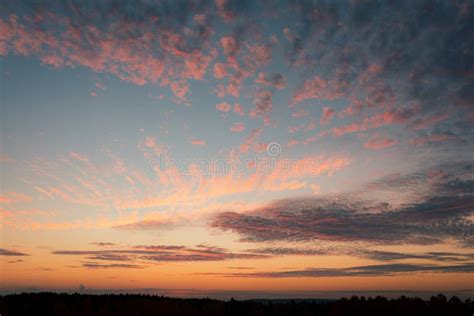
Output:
[{"xmin": 1, "ymin": 292, "xmax": 473, "ymax": 315}]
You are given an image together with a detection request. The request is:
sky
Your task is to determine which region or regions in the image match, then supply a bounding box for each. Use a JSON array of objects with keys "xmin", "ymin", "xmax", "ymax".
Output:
[{"xmin": 0, "ymin": 0, "xmax": 473, "ymax": 299}]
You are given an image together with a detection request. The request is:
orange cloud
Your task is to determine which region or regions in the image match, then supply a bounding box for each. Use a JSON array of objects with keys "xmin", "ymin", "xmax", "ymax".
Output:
[
  {"xmin": 230, "ymin": 122, "xmax": 245, "ymax": 133},
  {"xmin": 0, "ymin": 192, "xmax": 32, "ymax": 204},
  {"xmin": 191, "ymin": 139, "xmax": 207, "ymax": 146}
]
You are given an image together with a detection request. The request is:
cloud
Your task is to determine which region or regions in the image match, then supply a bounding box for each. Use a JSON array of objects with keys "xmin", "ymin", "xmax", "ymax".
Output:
[
  {"xmin": 409, "ymin": 134, "xmax": 456, "ymax": 146},
  {"xmin": 114, "ymin": 217, "xmax": 182, "ymax": 230},
  {"xmin": 230, "ymin": 122, "xmax": 245, "ymax": 133},
  {"xmin": 0, "ymin": 2, "xmax": 218, "ymax": 102},
  {"xmin": 0, "ymin": 153, "xmax": 13, "ymax": 162},
  {"xmin": 285, "ymin": 1, "xmax": 472, "ymax": 108},
  {"xmin": 0, "ymin": 248, "xmax": 29, "ymax": 256},
  {"xmin": 243, "ymin": 44, "xmax": 272, "ymax": 69},
  {"xmin": 233, "ymin": 103, "xmax": 244, "ymax": 115},
  {"xmin": 216, "ymin": 102, "xmax": 231, "ymax": 112},
  {"xmin": 191, "ymin": 139, "xmax": 207, "ymax": 146},
  {"xmin": 364, "ymin": 135, "xmax": 397, "ymax": 150},
  {"xmin": 212, "ymin": 162, "xmax": 474, "ymax": 246},
  {"xmin": 53, "ymin": 244, "xmax": 267, "ymax": 268},
  {"xmin": 332, "ymin": 109, "xmax": 412, "ymax": 137},
  {"xmin": 278, "ymin": 0, "xmax": 473, "ymax": 148},
  {"xmin": 249, "ymin": 90, "xmax": 273, "ymax": 124},
  {"xmin": 292, "ymin": 76, "xmax": 344, "ymax": 104},
  {"xmin": 255, "ymin": 72, "xmax": 286, "ymax": 90},
  {"xmin": 81, "ymin": 262, "xmax": 144, "ymax": 269},
  {"xmin": 91, "ymin": 242, "xmax": 117, "ymax": 247},
  {"xmin": 247, "ymin": 247, "xmax": 331, "ymax": 256},
  {"xmin": 0, "ymin": 192, "xmax": 32, "ymax": 204},
  {"xmin": 359, "ymin": 250, "xmax": 474, "ymax": 263},
  {"xmin": 292, "ymin": 108, "xmax": 309, "ymax": 118},
  {"xmin": 410, "ymin": 111, "xmax": 452, "ymax": 130},
  {"xmin": 320, "ymin": 107, "xmax": 335, "ymax": 125},
  {"xmin": 218, "ymin": 263, "xmax": 474, "ymax": 278},
  {"xmin": 246, "ymin": 247, "xmax": 474, "ymax": 264},
  {"xmin": 213, "ymin": 62, "xmax": 228, "ymax": 79},
  {"xmin": 220, "ymin": 36, "xmax": 239, "ymax": 58}
]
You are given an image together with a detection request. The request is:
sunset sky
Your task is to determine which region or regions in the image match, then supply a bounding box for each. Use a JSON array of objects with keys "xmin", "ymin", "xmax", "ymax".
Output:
[{"xmin": 0, "ymin": 0, "xmax": 473, "ymax": 298}]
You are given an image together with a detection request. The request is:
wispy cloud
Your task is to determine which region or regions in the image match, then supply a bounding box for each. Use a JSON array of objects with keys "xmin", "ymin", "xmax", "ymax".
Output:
[
  {"xmin": 53, "ymin": 244, "xmax": 268, "ymax": 269},
  {"xmin": 215, "ymin": 263, "xmax": 474, "ymax": 278},
  {"xmin": 0, "ymin": 248, "xmax": 29, "ymax": 256}
]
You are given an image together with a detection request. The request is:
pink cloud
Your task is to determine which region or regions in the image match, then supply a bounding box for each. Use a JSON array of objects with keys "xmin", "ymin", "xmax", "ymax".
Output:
[
  {"xmin": 244, "ymin": 44, "xmax": 272, "ymax": 69},
  {"xmin": 216, "ymin": 102, "xmax": 231, "ymax": 112},
  {"xmin": 215, "ymin": 83, "xmax": 226, "ymax": 98},
  {"xmin": 213, "ymin": 62, "xmax": 228, "ymax": 79},
  {"xmin": 364, "ymin": 135, "xmax": 397, "ymax": 150},
  {"xmin": 230, "ymin": 122, "xmax": 245, "ymax": 133},
  {"xmin": 143, "ymin": 137, "xmax": 157, "ymax": 148},
  {"xmin": 365, "ymin": 83, "xmax": 396, "ymax": 109},
  {"xmin": 333, "ymin": 110, "xmax": 409, "ymax": 137},
  {"xmin": 193, "ymin": 14, "xmax": 206, "ymax": 24},
  {"xmin": 410, "ymin": 110, "xmax": 451, "ymax": 130},
  {"xmin": 226, "ymin": 81, "xmax": 240, "ymax": 97},
  {"xmin": 0, "ymin": 192, "xmax": 32, "ymax": 204},
  {"xmin": 292, "ymin": 108, "xmax": 309, "ymax": 118},
  {"xmin": 69, "ymin": 152, "xmax": 89, "ymax": 162},
  {"xmin": 287, "ymin": 139, "xmax": 300, "ymax": 147},
  {"xmin": 409, "ymin": 134, "xmax": 454, "ymax": 145},
  {"xmin": 338, "ymin": 99, "xmax": 363, "ymax": 118},
  {"xmin": 220, "ymin": 36, "xmax": 239, "ymax": 58},
  {"xmin": 95, "ymin": 82, "xmax": 106, "ymax": 90},
  {"xmin": 182, "ymin": 49, "xmax": 216, "ymax": 80},
  {"xmin": 40, "ymin": 54, "xmax": 63, "ymax": 68},
  {"xmin": 305, "ymin": 119, "xmax": 317, "ymax": 131},
  {"xmin": 239, "ymin": 128, "xmax": 263, "ymax": 153},
  {"xmin": 255, "ymin": 72, "xmax": 286, "ymax": 90},
  {"xmin": 303, "ymin": 135, "xmax": 319, "ymax": 144},
  {"xmin": 233, "ymin": 103, "xmax": 244, "ymax": 116},
  {"xmin": 0, "ymin": 14, "xmax": 220, "ymax": 103},
  {"xmin": 169, "ymin": 80, "xmax": 189, "ymax": 101},
  {"xmin": 292, "ymin": 76, "xmax": 344, "ymax": 104},
  {"xmin": 358, "ymin": 63, "xmax": 383, "ymax": 83},
  {"xmin": 216, "ymin": 0, "xmax": 236, "ymax": 22},
  {"xmin": 320, "ymin": 107, "xmax": 335, "ymax": 125},
  {"xmin": 191, "ymin": 139, "xmax": 206, "ymax": 146},
  {"xmin": 249, "ymin": 90, "xmax": 273, "ymax": 124},
  {"xmin": 222, "ymin": 68, "xmax": 251, "ymax": 99},
  {"xmin": 288, "ymin": 124, "xmax": 303, "ymax": 134},
  {"xmin": 283, "ymin": 27, "xmax": 295, "ymax": 42}
]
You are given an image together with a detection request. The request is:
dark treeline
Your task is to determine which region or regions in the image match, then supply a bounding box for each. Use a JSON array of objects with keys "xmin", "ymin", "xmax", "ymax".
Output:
[{"xmin": 1, "ymin": 293, "xmax": 473, "ymax": 315}]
